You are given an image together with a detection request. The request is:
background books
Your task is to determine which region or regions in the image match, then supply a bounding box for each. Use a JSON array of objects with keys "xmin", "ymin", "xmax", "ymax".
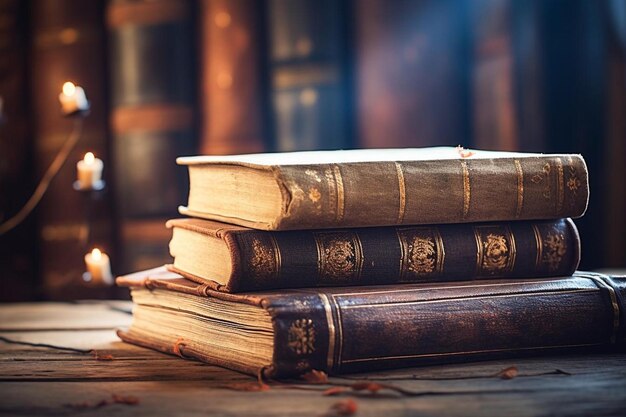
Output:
[{"xmin": 0, "ymin": 0, "xmax": 624, "ymax": 300}]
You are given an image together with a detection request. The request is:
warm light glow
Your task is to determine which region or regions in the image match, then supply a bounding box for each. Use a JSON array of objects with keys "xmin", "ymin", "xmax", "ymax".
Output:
[
  {"xmin": 91, "ymin": 248, "xmax": 102, "ymax": 260},
  {"xmin": 216, "ymin": 72, "xmax": 233, "ymax": 89},
  {"xmin": 84, "ymin": 152, "xmax": 95, "ymax": 165},
  {"xmin": 62, "ymin": 82, "xmax": 76, "ymax": 96},
  {"xmin": 215, "ymin": 11, "xmax": 231, "ymax": 28}
]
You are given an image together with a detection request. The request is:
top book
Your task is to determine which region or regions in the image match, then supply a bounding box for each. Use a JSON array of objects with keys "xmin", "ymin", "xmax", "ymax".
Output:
[{"xmin": 178, "ymin": 147, "xmax": 588, "ymax": 230}]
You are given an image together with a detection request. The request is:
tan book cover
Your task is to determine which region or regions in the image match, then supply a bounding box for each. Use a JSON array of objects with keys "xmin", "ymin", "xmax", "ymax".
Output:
[{"xmin": 178, "ymin": 147, "xmax": 589, "ymax": 230}]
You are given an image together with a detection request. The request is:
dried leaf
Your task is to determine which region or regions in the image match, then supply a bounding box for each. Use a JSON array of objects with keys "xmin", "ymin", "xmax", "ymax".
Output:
[
  {"xmin": 111, "ymin": 394, "xmax": 140, "ymax": 405},
  {"xmin": 351, "ymin": 381, "xmax": 382, "ymax": 394},
  {"xmin": 91, "ymin": 350, "xmax": 115, "ymax": 361},
  {"xmin": 172, "ymin": 337, "xmax": 186, "ymax": 358},
  {"xmin": 329, "ymin": 399, "xmax": 358, "ymax": 416},
  {"xmin": 496, "ymin": 366, "xmax": 519, "ymax": 380},
  {"xmin": 323, "ymin": 386, "xmax": 348, "ymax": 396},
  {"xmin": 301, "ymin": 369, "xmax": 329, "ymax": 384},
  {"xmin": 225, "ymin": 382, "xmax": 271, "ymax": 392}
]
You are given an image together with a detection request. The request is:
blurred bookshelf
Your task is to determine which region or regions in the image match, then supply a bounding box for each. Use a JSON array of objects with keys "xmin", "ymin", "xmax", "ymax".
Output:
[{"xmin": 0, "ymin": 0, "xmax": 624, "ymax": 300}]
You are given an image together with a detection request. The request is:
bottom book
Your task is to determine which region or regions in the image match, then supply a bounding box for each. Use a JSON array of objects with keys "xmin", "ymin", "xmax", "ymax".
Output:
[{"xmin": 117, "ymin": 267, "xmax": 625, "ymax": 378}]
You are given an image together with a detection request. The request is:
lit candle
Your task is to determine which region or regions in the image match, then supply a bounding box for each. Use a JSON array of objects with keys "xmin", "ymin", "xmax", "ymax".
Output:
[
  {"xmin": 58, "ymin": 81, "xmax": 89, "ymax": 115},
  {"xmin": 84, "ymin": 248, "xmax": 113, "ymax": 285},
  {"xmin": 76, "ymin": 152, "xmax": 103, "ymax": 190}
]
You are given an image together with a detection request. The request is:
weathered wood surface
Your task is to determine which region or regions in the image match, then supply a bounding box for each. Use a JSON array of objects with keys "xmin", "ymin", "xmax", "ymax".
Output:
[{"xmin": 0, "ymin": 303, "xmax": 625, "ymax": 417}]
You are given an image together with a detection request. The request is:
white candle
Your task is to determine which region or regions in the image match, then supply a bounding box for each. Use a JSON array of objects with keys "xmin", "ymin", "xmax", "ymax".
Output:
[
  {"xmin": 76, "ymin": 152, "xmax": 103, "ymax": 189},
  {"xmin": 58, "ymin": 81, "xmax": 89, "ymax": 115},
  {"xmin": 84, "ymin": 248, "xmax": 113, "ymax": 285}
]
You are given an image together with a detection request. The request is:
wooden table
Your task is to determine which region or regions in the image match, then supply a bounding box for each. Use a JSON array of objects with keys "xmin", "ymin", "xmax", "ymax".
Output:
[{"xmin": 1, "ymin": 302, "xmax": 625, "ymax": 416}]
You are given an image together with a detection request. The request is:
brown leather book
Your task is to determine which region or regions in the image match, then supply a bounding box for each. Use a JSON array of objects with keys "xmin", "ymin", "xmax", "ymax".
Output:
[
  {"xmin": 178, "ymin": 147, "xmax": 589, "ymax": 230},
  {"xmin": 167, "ymin": 217, "xmax": 581, "ymax": 292},
  {"xmin": 117, "ymin": 267, "xmax": 625, "ymax": 378}
]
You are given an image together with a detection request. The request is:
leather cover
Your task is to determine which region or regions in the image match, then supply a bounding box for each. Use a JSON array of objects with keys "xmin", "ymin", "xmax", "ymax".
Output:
[
  {"xmin": 178, "ymin": 147, "xmax": 589, "ymax": 230},
  {"xmin": 167, "ymin": 217, "xmax": 581, "ymax": 292},
  {"xmin": 117, "ymin": 267, "xmax": 625, "ymax": 378}
]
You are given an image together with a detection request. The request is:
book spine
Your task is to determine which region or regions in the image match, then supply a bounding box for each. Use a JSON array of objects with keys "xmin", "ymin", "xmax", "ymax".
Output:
[
  {"xmin": 198, "ymin": 0, "xmax": 267, "ymax": 155},
  {"xmin": 266, "ymin": 273, "xmax": 626, "ymax": 377},
  {"xmin": 106, "ymin": 0, "xmax": 196, "ymax": 272},
  {"xmin": 267, "ymin": 0, "xmax": 351, "ymax": 151},
  {"xmin": 272, "ymin": 155, "xmax": 589, "ymax": 229},
  {"xmin": 226, "ymin": 219, "xmax": 579, "ymax": 292}
]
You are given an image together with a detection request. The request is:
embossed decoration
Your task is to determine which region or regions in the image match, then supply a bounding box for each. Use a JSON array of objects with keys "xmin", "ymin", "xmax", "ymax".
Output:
[
  {"xmin": 397, "ymin": 227, "xmax": 445, "ymax": 280},
  {"xmin": 543, "ymin": 230, "xmax": 567, "ymax": 271},
  {"xmin": 322, "ymin": 166, "xmax": 345, "ymax": 223},
  {"xmin": 394, "ymin": 162, "xmax": 406, "ymax": 224},
  {"xmin": 567, "ymin": 166, "xmax": 581, "ymax": 209},
  {"xmin": 288, "ymin": 319, "xmax": 316, "ymax": 355},
  {"xmin": 514, "ymin": 160, "xmax": 524, "ymax": 219},
  {"xmin": 315, "ymin": 232, "xmax": 363, "ymax": 282},
  {"xmin": 325, "ymin": 239, "xmax": 355, "ymax": 275},
  {"xmin": 295, "ymin": 360, "xmax": 311, "ymax": 372},
  {"xmin": 475, "ymin": 226, "xmax": 516, "ymax": 276},
  {"xmin": 482, "ymin": 234, "xmax": 509, "ymax": 272},
  {"xmin": 308, "ymin": 187, "xmax": 322, "ymax": 203},
  {"xmin": 567, "ymin": 175, "xmax": 580, "ymax": 192},
  {"xmin": 461, "ymin": 161, "xmax": 471, "ymax": 219},
  {"xmin": 248, "ymin": 237, "xmax": 278, "ymax": 280},
  {"xmin": 531, "ymin": 162, "xmax": 551, "ymax": 200},
  {"xmin": 305, "ymin": 169, "xmax": 322, "ymax": 182},
  {"xmin": 556, "ymin": 158, "xmax": 564, "ymax": 215},
  {"xmin": 408, "ymin": 237, "xmax": 436, "ymax": 274}
]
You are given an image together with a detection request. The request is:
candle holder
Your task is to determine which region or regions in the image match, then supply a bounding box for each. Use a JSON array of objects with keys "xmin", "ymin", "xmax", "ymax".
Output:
[
  {"xmin": 65, "ymin": 108, "xmax": 91, "ymax": 118},
  {"xmin": 73, "ymin": 180, "xmax": 106, "ymax": 192}
]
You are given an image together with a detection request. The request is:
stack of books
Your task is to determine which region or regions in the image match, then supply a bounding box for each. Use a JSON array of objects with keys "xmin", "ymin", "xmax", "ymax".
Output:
[{"xmin": 117, "ymin": 147, "xmax": 625, "ymax": 378}]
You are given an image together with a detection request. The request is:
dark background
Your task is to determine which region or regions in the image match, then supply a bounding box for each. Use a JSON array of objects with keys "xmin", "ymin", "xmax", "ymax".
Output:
[{"xmin": 1, "ymin": 0, "xmax": 625, "ymax": 301}]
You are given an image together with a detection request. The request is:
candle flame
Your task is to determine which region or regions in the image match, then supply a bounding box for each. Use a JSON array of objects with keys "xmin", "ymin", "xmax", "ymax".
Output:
[
  {"xmin": 84, "ymin": 152, "xmax": 95, "ymax": 164},
  {"xmin": 91, "ymin": 248, "xmax": 102, "ymax": 260},
  {"xmin": 62, "ymin": 81, "xmax": 76, "ymax": 96}
]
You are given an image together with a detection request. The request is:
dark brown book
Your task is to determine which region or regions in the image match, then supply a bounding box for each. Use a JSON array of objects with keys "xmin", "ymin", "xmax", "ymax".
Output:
[
  {"xmin": 179, "ymin": 147, "xmax": 589, "ymax": 230},
  {"xmin": 167, "ymin": 217, "xmax": 580, "ymax": 292},
  {"xmin": 117, "ymin": 267, "xmax": 625, "ymax": 377}
]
